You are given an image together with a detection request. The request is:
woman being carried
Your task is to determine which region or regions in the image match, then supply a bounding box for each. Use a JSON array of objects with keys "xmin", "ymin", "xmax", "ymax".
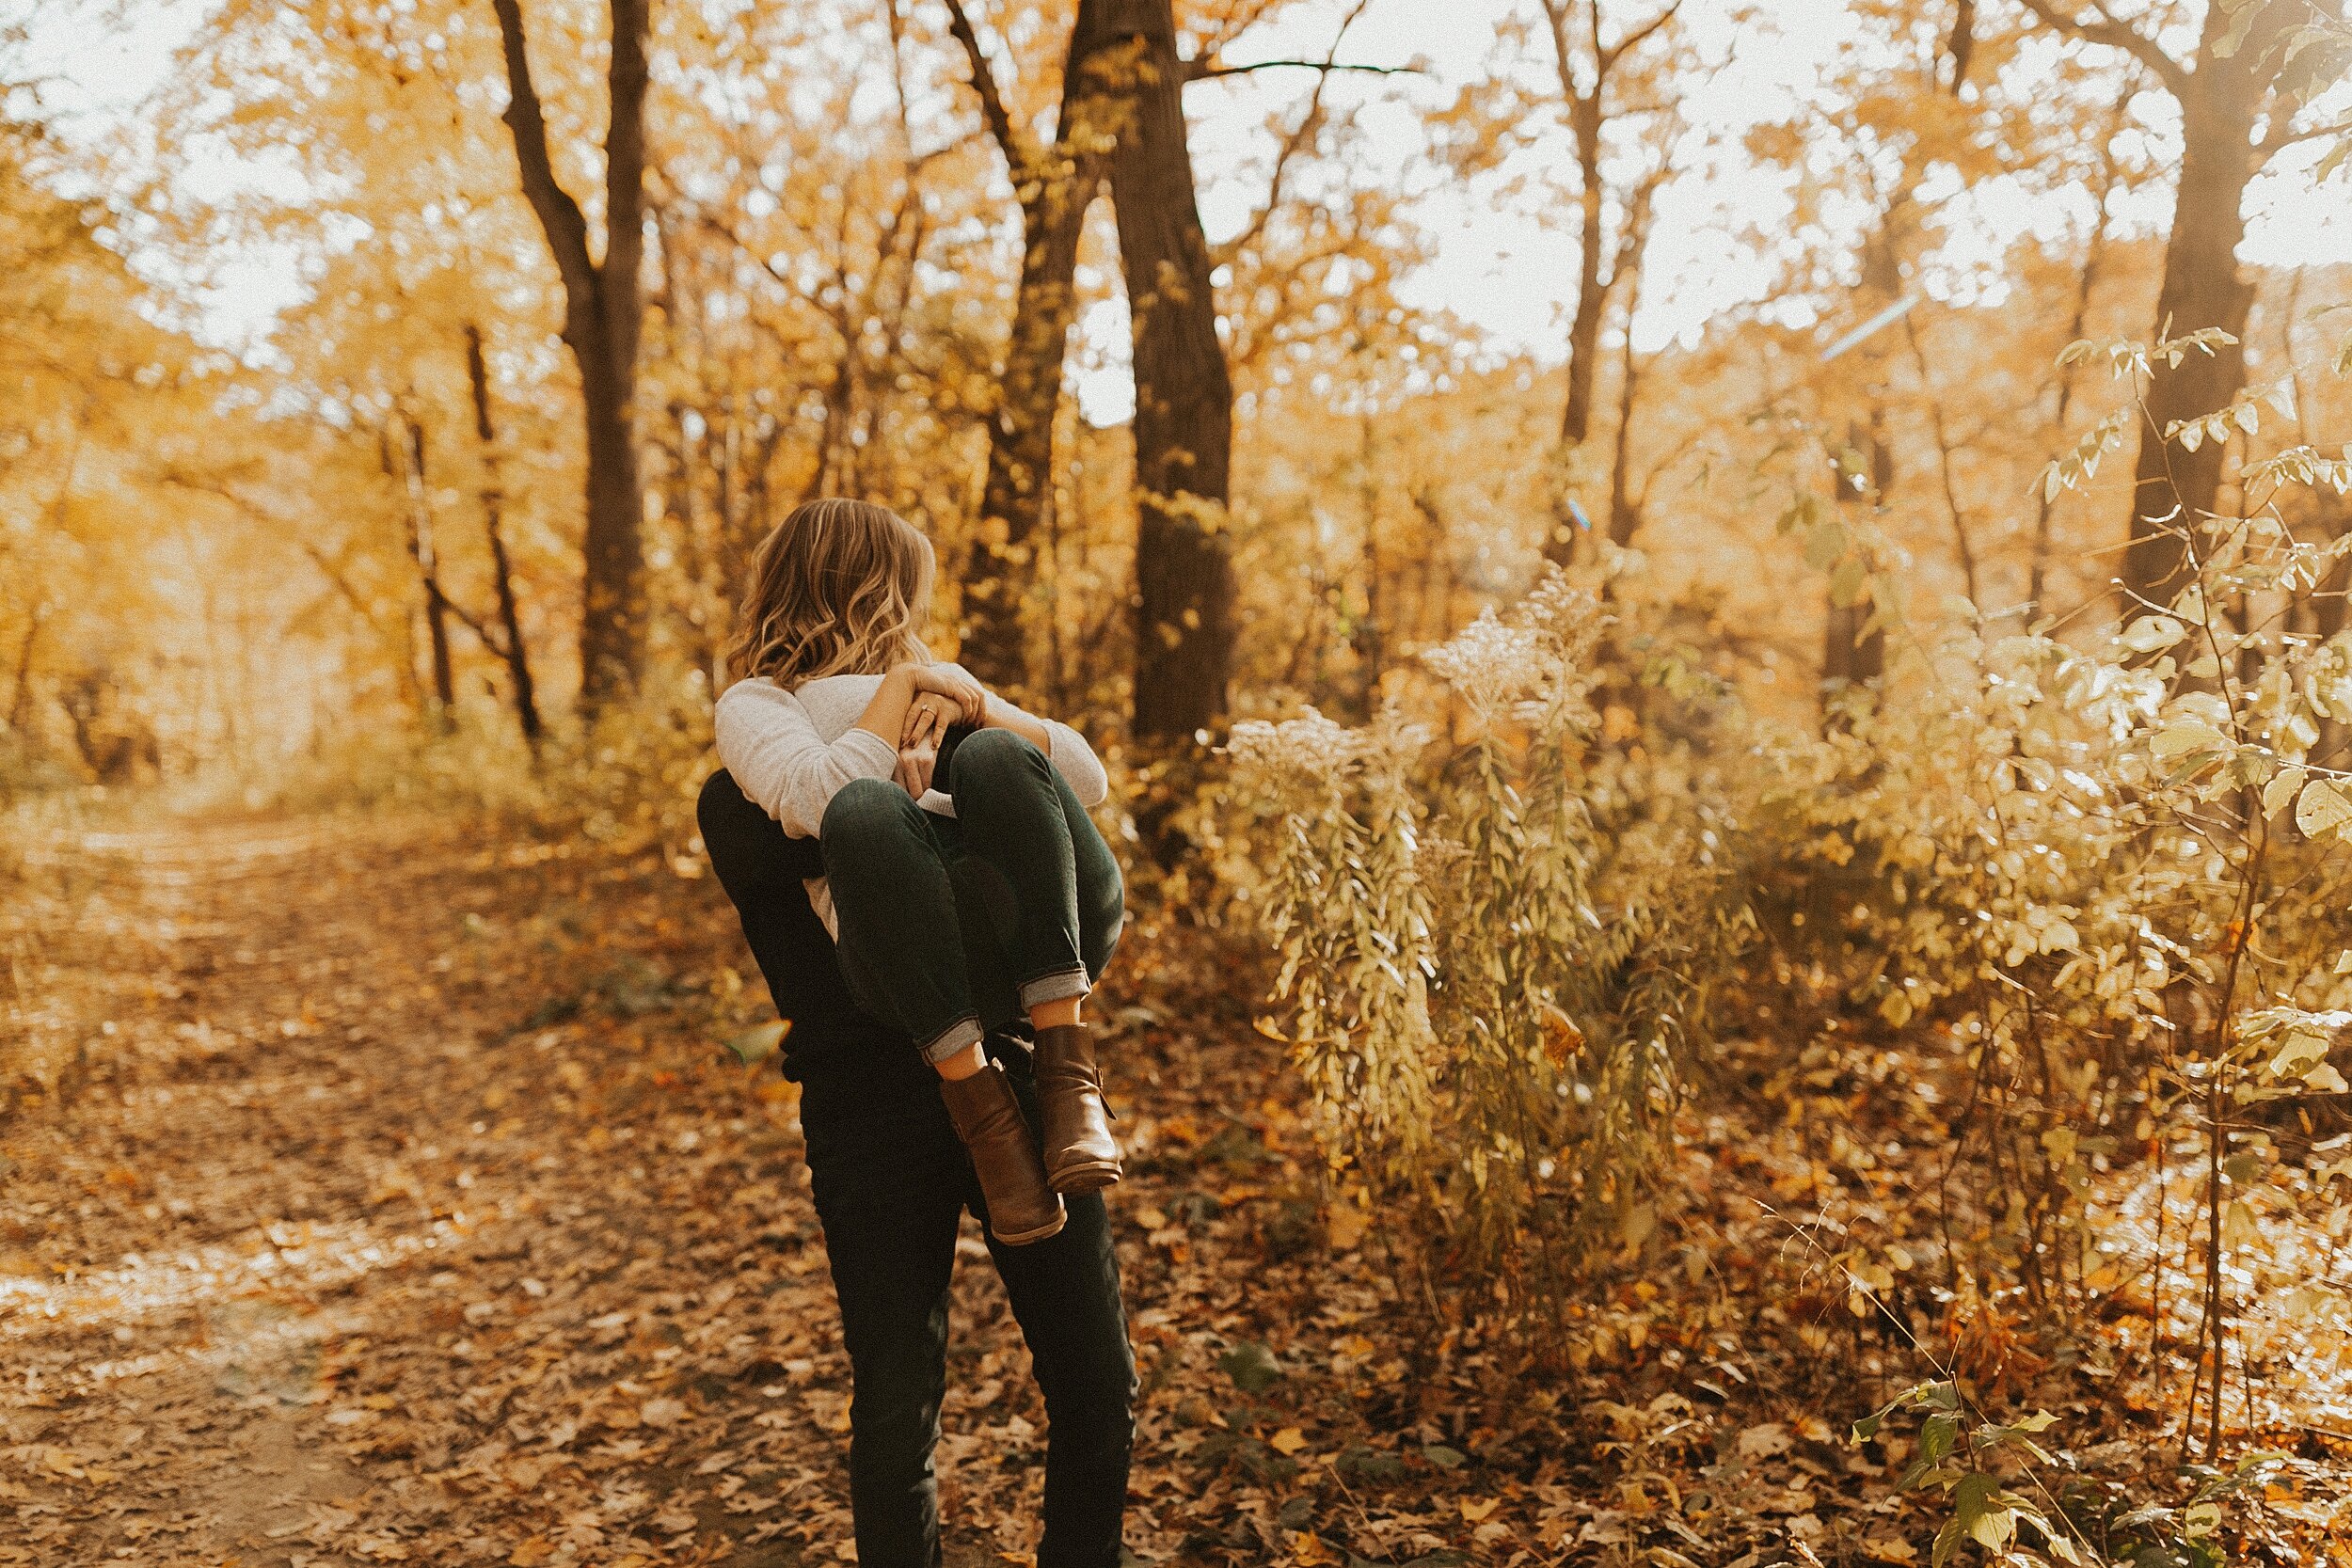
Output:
[{"xmin": 713, "ymin": 497, "xmax": 1126, "ymax": 1244}]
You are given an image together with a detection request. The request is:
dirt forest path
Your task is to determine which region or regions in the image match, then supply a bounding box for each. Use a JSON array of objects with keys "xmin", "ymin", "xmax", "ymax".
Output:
[
  {"xmin": 5, "ymin": 813, "xmax": 1944, "ymax": 1568},
  {"xmin": 5, "ymin": 815, "xmax": 1256, "ymax": 1568}
]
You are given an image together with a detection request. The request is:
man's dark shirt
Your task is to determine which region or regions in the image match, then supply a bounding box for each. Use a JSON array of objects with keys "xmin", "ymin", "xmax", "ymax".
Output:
[{"xmin": 696, "ymin": 768, "xmax": 934, "ymax": 1104}]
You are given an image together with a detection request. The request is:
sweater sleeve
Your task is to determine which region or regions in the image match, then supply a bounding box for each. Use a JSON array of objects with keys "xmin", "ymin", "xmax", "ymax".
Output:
[
  {"xmin": 1041, "ymin": 719, "xmax": 1109, "ymax": 809},
  {"xmin": 715, "ymin": 680, "xmax": 900, "ymax": 839}
]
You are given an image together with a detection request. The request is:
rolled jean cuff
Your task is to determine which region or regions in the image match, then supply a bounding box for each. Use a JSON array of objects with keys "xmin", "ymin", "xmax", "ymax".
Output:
[
  {"xmin": 1017, "ymin": 968, "xmax": 1091, "ymax": 1010},
  {"xmin": 918, "ymin": 1015, "xmax": 985, "ymax": 1066}
]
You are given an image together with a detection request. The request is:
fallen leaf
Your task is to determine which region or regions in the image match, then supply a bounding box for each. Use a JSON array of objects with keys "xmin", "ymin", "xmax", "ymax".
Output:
[
  {"xmin": 724, "ymin": 1020, "xmax": 788, "ymax": 1067},
  {"xmin": 1538, "ymin": 1002, "xmax": 1585, "ymax": 1065}
]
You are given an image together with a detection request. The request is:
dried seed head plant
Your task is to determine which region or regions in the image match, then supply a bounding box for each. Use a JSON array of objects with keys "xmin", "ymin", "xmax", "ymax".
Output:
[{"xmin": 1235, "ymin": 563, "xmax": 1755, "ymax": 1348}]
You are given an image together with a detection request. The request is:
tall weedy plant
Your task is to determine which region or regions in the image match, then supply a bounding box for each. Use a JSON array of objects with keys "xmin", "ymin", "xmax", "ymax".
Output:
[{"xmin": 1233, "ymin": 570, "xmax": 1752, "ymax": 1343}]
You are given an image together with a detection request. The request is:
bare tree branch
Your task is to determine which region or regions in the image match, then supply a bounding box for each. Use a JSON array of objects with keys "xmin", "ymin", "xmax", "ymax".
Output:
[
  {"xmin": 2265, "ymin": 114, "xmax": 2352, "ymax": 154},
  {"xmin": 1184, "ymin": 57, "xmax": 1419, "ymax": 81},
  {"xmin": 2015, "ymin": 0, "xmax": 2192, "ymax": 99},
  {"xmin": 695, "ymin": 211, "xmax": 825, "ymax": 307},
  {"xmin": 942, "ymin": 0, "xmax": 1032, "ymax": 172},
  {"xmin": 1212, "ymin": 0, "xmax": 1372, "ymax": 268},
  {"xmin": 487, "ymin": 0, "xmax": 598, "ymax": 309},
  {"xmin": 1598, "ymin": 0, "xmax": 1682, "ymax": 77}
]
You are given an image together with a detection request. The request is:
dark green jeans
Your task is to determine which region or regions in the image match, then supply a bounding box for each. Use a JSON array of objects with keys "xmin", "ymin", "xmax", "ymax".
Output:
[{"xmin": 818, "ymin": 728, "xmax": 1124, "ymax": 1064}]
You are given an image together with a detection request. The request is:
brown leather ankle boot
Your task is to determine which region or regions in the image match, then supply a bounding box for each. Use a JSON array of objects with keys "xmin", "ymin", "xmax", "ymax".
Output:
[
  {"xmin": 1034, "ymin": 1023, "xmax": 1122, "ymax": 1193},
  {"xmin": 939, "ymin": 1063, "xmax": 1065, "ymax": 1245}
]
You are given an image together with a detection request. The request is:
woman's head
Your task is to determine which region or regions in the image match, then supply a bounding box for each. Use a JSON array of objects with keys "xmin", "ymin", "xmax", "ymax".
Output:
[{"xmin": 727, "ymin": 499, "xmax": 936, "ymax": 686}]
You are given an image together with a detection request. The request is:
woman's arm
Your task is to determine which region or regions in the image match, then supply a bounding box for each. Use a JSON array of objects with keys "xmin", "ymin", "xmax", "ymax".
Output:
[
  {"xmin": 716, "ymin": 677, "xmax": 912, "ymax": 837},
  {"xmin": 906, "ymin": 662, "xmax": 1109, "ymax": 807},
  {"xmin": 850, "ymin": 665, "xmax": 922, "ymax": 749},
  {"xmin": 980, "ymin": 692, "xmax": 1109, "ymax": 809},
  {"xmin": 977, "ymin": 691, "xmax": 1054, "ymax": 752}
]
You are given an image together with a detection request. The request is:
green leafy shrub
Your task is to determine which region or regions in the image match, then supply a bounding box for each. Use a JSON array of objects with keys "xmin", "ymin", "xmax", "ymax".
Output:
[{"xmin": 1772, "ymin": 331, "xmax": 2352, "ymax": 1461}]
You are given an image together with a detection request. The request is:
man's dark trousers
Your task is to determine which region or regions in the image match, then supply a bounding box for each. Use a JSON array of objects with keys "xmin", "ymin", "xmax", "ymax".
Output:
[{"xmin": 698, "ymin": 768, "xmax": 1136, "ymax": 1568}]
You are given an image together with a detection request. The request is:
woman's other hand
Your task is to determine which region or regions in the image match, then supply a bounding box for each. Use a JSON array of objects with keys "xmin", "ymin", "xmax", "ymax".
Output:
[
  {"xmin": 908, "ymin": 660, "xmax": 987, "ymax": 721},
  {"xmin": 896, "ymin": 699, "xmax": 946, "ymax": 798}
]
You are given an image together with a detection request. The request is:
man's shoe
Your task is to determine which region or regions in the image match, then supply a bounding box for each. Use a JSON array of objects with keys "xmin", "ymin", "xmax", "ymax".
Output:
[
  {"xmin": 940, "ymin": 1063, "xmax": 1067, "ymax": 1244},
  {"xmin": 1034, "ymin": 1023, "xmax": 1122, "ymax": 1194}
]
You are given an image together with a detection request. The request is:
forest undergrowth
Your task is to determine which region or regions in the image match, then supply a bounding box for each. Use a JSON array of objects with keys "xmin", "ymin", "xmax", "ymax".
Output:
[{"xmin": 2, "ymin": 765, "xmax": 2348, "ymax": 1566}]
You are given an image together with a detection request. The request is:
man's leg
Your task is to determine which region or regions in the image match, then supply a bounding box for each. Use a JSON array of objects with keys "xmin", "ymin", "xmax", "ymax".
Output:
[
  {"xmin": 972, "ymin": 1065, "xmax": 1137, "ymax": 1568},
  {"xmin": 806, "ymin": 1090, "xmax": 971, "ymax": 1568}
]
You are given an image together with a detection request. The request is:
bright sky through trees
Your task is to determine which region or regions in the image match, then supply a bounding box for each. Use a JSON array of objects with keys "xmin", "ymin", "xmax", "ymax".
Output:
[{"xmin": 26, "ymin": 0, "xmax": 2346, "ymax": 426}]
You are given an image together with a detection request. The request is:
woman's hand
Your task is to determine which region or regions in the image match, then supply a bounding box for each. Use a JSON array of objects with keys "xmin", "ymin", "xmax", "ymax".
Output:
[
  {"xmin": 907, "ymin": 660, "xmax": 987, "ymax": 722},
  {"xmin": 896, "ymin": 699, "xmax": 947, "ymax": 798},
  {"xmin": 903, "ymin": 689, "xmax": 962, "ymax": 739}
]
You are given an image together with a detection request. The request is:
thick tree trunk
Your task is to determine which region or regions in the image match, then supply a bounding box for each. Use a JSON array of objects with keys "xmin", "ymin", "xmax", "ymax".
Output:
[
  {"xmin": 960, "ymin": 192, "xmax": 1091, "ymax": 689},
  {"xmin": 465, "ymin": 323, "xmax": 543, "ymax": 747},
  {"xmin": 1102, "ymin": 0, "xmax": 1236, "ymax": 740},
  {"xmin": 2122, "ymin": 55, "xmax": 2262, "ymax": 607},
  {"xmin": 2017, "ymin": 2, "xmax": 2306, "ymax": 612},
  {"xmin": 952, "ymin": 0, "xmax": 1115, "ymax": 691},
  {"xmin": 491, "ymin": 0, "xmax": 648, "ymax": 710},
  {"xmin": 1542, "ymin": 118, "xmax": 1608, "ymax": 569},
  {"xmin": 577, "ymin": 318, "xmax": 646, "ymax": 703}
]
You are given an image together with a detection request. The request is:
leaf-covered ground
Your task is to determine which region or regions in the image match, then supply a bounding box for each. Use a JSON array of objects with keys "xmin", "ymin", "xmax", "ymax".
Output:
[{"xmin": 5, "ymin": 816, "xmax": 2347, "ymax": 1567}]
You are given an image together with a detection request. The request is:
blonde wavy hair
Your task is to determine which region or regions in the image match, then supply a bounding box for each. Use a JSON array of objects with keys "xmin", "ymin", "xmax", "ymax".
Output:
[{"xmin": 727, "ymin": 499, "xmax": 936, "ymax": 687}]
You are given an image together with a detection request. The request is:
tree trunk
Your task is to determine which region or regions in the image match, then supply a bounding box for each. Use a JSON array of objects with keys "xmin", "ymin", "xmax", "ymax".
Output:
[
  {"xmin": 1560, "ymin": 100, "xmax": 1607, "ymax": 454},
  {"xmin": 1604, "ymin": 310, "xmax": 1641, "ymax": 546},
  {"xmin": 1820, "ymin": 218, "xmax": 1900, "ymax": 699},
  {"xmin": 390, "ymin": 419, "xmax": 457, "ymax": 721},
  {"xmin": 490, "ymin": 0, "xmax": 648, "ymax": 709},
  {"xmin": 1817, "ymin": 0, "xmax": 1977, "ymax": 694},
  {"xmin": 1823, "ymin": 416, "xmax": 1891, "ymax": 689},
  {"xmin": 465, "ymin": 323, "xmax": 543, "ymax": 747},
  {"xmin": 2122, "ymin": 41, "xmax": 2263, "ymax": 608},
  {"xmin": 1542, "ymin": 110, "xmax": 1608, "ymax": 569},
  {"xmin": 952, "ymin": 0, "xmax": 1115, "ymax": 691},
  {"xmin": 1351, "ymin": 414, "xmax": 1385, "ymax": 719},
  {"xmin": 1603, "ymin": 170, "xmax": 1664, "ymax": 549},
  {"xmin": 1102, "ymin": 0, "xmax": 1236, "ymax": 740},
  {"xmin": 2028, "ymin": 87, "xmax": 2127, "ymax": 616}
]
